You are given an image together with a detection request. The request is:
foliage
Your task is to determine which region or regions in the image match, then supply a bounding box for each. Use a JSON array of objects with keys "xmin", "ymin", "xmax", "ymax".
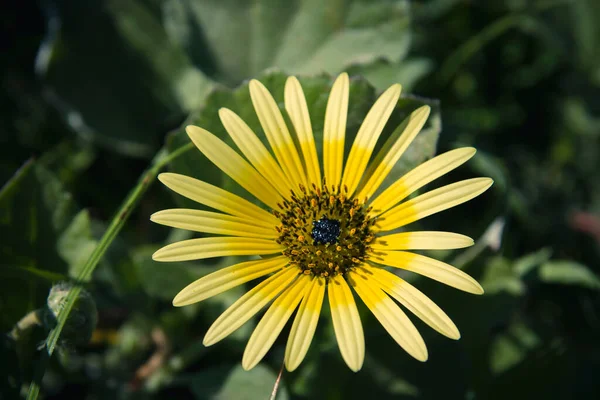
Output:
[{"xmin": 2, "ymin": 0, "xmax": 600, "ymax": 399}]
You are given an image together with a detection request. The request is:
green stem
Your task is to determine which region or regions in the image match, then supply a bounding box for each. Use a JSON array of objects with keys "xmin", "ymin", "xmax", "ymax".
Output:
[{"xmin": 26, "ymin": 142, "xmax": 194, "ymax": 400}]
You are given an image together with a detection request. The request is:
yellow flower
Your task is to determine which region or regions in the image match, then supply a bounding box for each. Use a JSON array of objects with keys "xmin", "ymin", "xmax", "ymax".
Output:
[{"xmin": 151, "ymin": 73, "xmax": 493, "ymax": 372}]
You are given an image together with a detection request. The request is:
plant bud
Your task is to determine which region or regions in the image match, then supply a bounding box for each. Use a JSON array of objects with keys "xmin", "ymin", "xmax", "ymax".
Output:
[{"xmin": 43, "ymin": 282, "xmax": 98, "ymax": 345}]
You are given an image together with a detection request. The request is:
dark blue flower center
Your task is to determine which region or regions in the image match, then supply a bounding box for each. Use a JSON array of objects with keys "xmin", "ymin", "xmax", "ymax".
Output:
[{"xmin": 311, "ymin": 217, "xmax": 341, "ymax": 245}]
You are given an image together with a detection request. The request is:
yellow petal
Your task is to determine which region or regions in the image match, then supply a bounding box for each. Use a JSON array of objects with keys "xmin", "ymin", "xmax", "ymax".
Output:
[
  {"xmin": 349, "ymin": 269, "xmax": 428, "ymax": 361},
  {"xmin": 341, "ymin": 84, "xmax": 402, "ymax": 197},
  {"xmin": 284, "ymin": 76, "xmax": 322, "ymax": 188},
  {"xmin": 323, "ymin": 73, "xmax": 349, "ymax": 189},
  {"xmin": 203, "ymin": 267, "xmax": 298, "ymax": 346},
  {"xmin": 285, "ymin": 276, "xmax": 326, "ymax": 371},
  {"xmin": 249, "ymin": 79, "xmax": 307, "ymax": 187},
  {"xmin": 372, "ymin": 251, "xmax": 484, "ymax": 294},
  {"xmin": 158, "ymin": 173, "xmax": 279, "ymax": 228},
  {"xmin": 151, "ymin": 209, "xmax": 278, "ymax": 239},
  {"xmin": 372, "ymin": 231, "xmax": 474, "ymax": 251},
  {"xmin": 376, "ymin": 177, "xmax": 493, "ymax": 232},
  {"xmin": 186, "ymin": 125, "xmax": 282, "ymax": 209},
  {"xmin": 152, "ymin": 237, "xmax": 283, "ymax": 262},
  {"xmin": 172, "ymin": 256, "xmax": 288, "ymax": 307},
  {"xmin": 370, "ymin": 147, "xmax": 477, "ymax": 215},
  {"xmin": 364, "ymin": 265, "xmax": 460, "ymax": 339},
  {"xmin": 219, "ymin": 108, "xmax": 294, "ymax": 198},
  {"xmin": 242, "ymin": 274, "xmax": 311, "ymax": 370},
  {"xmin": 356, "ymin": 106, "xmax": 430, "ymax": 201},
  {"xmin": 328, "ymin": 274, "xmax": 364, "ymax": 372}
]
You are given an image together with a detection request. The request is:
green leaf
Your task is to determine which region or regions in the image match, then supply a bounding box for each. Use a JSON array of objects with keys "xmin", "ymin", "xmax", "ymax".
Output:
[
  {"xmin": 480, "ymin": 256, "xmax": 525, "ymax": 296},
  {"xmin": 185, "ymin": 364, "xmax": 288, "ymax": 400},
  {"xmin": 57, "ymin": 210, "xmax": 98, "ymax": 281},
  {"xmin": 350, "ymin": 58, "xmax": 434, "ymax": 92},
  {"xmin": 513, "ymin": 248, "xmax": 552, "ymax": 277},
  {"xmin": 0, "ymin": 160, "xmax": 76, "ymax": 330},
  {"xmin": 165, "ymin": 0, "xmax": 411, "ymax": 84},
  {"xmin": 131, "ymin": 246, "xmax": 215, "ymax": 301},
  {"xmin": 39, "ymin": 0, "xmax": 213, "ymax": 157},
  {"xmin": 538, "ymin": 260, "xmax": 600, "ymax": 290},
  {"xmin": 489, "ymin": 321, "xmax": 541, "ymax": 374}
]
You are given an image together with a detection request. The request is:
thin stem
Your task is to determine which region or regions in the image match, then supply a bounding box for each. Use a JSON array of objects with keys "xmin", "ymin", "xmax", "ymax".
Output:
[
  {"xmin": 269, "ymin": 360, "xmax": 286, "ymax": 400},
  {"xmin": 26, "ymin": 142, "xmax": 194, "ymax": 400}
]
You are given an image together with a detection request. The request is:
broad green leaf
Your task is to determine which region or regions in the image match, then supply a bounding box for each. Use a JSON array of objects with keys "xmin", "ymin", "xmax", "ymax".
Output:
[
  {"xmin": 39, "ymin": 0, "xmax": 213, "ymax": 157},
  {"xmin": 165, "ymin": 0, "xmax": 412, "ymax": 84},
  {"xmin": 538, "ymin": 260, "xmax": 600, "ymax": 290},
  {"xmin": 350, "ymin": 58, "xmax": 434, "ymax": 92},
  {"xmin": 185, "ymin": 364, "xmax": 289, "ymax": 400},
  {"xmin": 0, "ymin": 160, "xmax": 76, "ymax": 330}
]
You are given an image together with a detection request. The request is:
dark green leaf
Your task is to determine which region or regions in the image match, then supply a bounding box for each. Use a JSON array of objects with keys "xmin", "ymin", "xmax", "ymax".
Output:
[
  {"xmin": 0, "ymin": 160, "xmax": 76, "ymax": 330},
  {"xmin": 39, "ymin": 0, "xmax": 213, "ymax": 157}
]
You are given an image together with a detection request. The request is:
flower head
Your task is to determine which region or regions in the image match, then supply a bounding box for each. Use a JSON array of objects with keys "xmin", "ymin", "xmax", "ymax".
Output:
[{"xmin": 151, "ymin": 73, "xmax": 493, "ymax": 372}]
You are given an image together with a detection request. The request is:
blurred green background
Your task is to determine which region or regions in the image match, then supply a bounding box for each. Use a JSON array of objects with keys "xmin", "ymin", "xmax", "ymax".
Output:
[{"xmin": 2, "ymin": 0, "xmax": 600, "ymax": 399}]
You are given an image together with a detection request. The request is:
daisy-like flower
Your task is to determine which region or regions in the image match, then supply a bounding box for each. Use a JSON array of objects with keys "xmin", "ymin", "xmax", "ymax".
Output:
[{"xmin": 151, "ymin": 73, "xmax": 493, "ymax": 372}]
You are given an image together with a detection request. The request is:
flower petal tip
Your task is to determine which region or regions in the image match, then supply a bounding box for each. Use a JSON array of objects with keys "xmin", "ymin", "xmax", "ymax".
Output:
[
  {"xmin": 285, "ymin": 75, "xmax": 299, "ymax": 85},
  {"xmin": 184, "ymin": 125, "xmax": 199, "ymax": 135},
  {"xmin": 241, "ymin": 360, "xmax": 255, "ymax": 371},
  {"xmin": 390, "ymin": 83, "xmax": 402, "ymax": 94},
  {"xmin": 151, "ymin": 249, "xmax": 161, "ymax": 261},
  {"xmin": 156, "ymin": 172, "xmax": 170, "ymax": 184},
  {"xmin": 217, "ymin": 107, "xmax": 230, "ymax": 117},
  {"xmin": 248, "ymin": 79, "xmax": 263, "ymax": 91},
  {"xmin": 148, "ymin": 211, "xmax": 160, "ymax": 222},
  {"xmin": 284, "ymin": 359, "xmax": 299, "ymax": 373},
  {"xmin": 171, "ymin": 297, "xmax": 184, "ymax": 307},
  {"xmin": 185, "ymin": 125, "xmax": 204, "ymax": 141},
  {"xmin": 348, "ymin": 363, "xmax": 362, "ymax": 373},
  {"xmin": 334, "ymin": 72, "xmax": 349, "ymax": 84}
]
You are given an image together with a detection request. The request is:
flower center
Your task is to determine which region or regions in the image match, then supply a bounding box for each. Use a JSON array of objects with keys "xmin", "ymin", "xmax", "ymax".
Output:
[
  {"xmin": 274, "ymin": 183, "xmax": 375, "ymax": 278},
  {"xmin": 311, "ymin": 217, "xmax": 341, "ymax": 245}
]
